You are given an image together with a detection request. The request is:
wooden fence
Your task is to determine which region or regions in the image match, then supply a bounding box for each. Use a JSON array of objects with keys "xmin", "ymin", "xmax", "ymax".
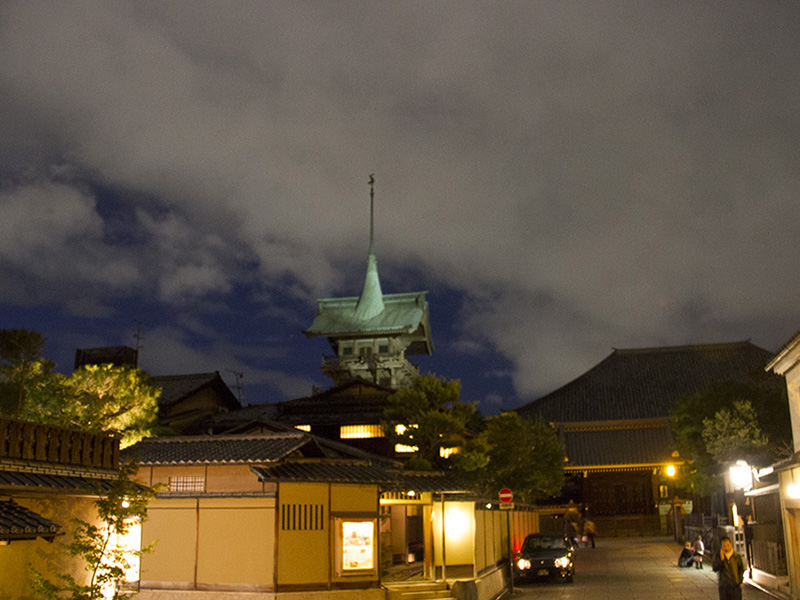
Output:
[{"xmin": 0, "ymin": 417, "xmax": 119, "ymax": 469}]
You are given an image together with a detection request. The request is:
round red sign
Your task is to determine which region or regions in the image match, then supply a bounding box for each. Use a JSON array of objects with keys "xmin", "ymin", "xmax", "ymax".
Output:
[{"xmin": 498, "ymin": 488, "xmax": 513, "ymax": 503}]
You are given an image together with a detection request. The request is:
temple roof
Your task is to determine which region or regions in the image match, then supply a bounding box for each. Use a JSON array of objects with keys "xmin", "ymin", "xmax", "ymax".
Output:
[
  {"xmin": 517, "ymin": 341, "xmax": 775, "ymax": 423},
  {"xmin": 305, "ymin": 291, "xmax": 433, "ymax": 351},
  {"xmin": 557, "ymin": 418, "xmax": 675, "ymax": 470}
]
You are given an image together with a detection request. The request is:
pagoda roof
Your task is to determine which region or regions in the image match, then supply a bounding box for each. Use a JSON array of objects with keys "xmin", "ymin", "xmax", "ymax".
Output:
[
  {"xmin": 517, "ymin": 341, "xmax": 774, "ymax": 423},
  {"xmin": 305, "ymin": 291, "xmax": 432, "ymax": 346}
]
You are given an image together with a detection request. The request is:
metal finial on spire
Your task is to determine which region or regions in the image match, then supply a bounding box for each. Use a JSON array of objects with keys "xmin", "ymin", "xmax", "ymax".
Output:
[
  {"xmin": 355, "ymin": 173, "xmax": 384, "ymax": 320},
  {"xmin": 368, "ymin": 174, "xmax": 375, "ymax": 253}
]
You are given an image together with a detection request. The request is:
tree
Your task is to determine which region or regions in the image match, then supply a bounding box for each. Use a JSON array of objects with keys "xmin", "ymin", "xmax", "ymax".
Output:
[
  {"xmin": 0, "ymin": 328, "xmax": 49, "ymax": 417},
  {"xmin": 382, "ymin": 374, "xmax": 485, "ymax": 471},
  {"xmin": 471, "ymin": 412, "xmax": 565, "ymax": 503},
  {"xmin": 702, "ymin": 400, "xmax": 770, "ymax": 464},
  {"xmin": 0, "ymin": 329, "xmax": 160, "ymax": 448},
  {"xmin": 32, "ymin": 461, "xmax": 158, "ymax": 600},
  {"xmin": 671, "ymin": 374, "xmax": 791, "ymax": 494},
  {"xmin": 22, "ymin": 364, "xmax": 160, "ymax": 448}
]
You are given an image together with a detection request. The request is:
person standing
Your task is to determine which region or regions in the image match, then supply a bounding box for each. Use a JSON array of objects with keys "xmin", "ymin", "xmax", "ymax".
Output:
[
  {"xmin": 712, "ymin": 536, "xmax": 745, "ymax": 600},
  {"xmin": 583, "ymin": 518, "xmax": 596, "ymax": 549},
  {"xmin": 693, "ymin": 535, "xmax": 705, "ymax": 569}
]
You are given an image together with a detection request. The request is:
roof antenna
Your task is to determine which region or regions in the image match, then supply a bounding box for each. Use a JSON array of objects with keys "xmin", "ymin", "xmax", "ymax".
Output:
[
  {"xmin": 226, "ymin": 370, "xmax": 245, "ymax": 404},
  {"xmin": 132, "ymin": 320, "xmax": 144, "ymax": 367}
]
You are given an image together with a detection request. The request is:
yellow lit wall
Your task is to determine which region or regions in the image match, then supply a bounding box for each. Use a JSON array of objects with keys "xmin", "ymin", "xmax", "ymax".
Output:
[
  {"xmin": 196, "ymin": 498, "xmax": 275, "ymax": 587},
  {"xmin": 140, "ymin": 498, "xmax": 198, "ymax": 586},
  {"xmin": 142, "ymin": 464, "xmax": 205, "ymax": 489},
  {"xmin": 331, "ymin": 484, "xmax": 377, "ymax": 512},
  {"xmin": 141, "ymin": 497, "xmax": 276, "ymax": 590},
  {"xmin": 277, "ymin": 482, "xmax": 329, "ymax": 586},
  {"xmin": 206, "ymin": 464, "xmax": 270, "ymax": 493},
  {"xmin": 0, "ymin": 495, "xmax": 97, "ymax": 600}
]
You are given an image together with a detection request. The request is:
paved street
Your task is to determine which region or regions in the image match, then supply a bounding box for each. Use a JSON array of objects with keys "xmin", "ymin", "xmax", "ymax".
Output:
[{"xmin": 510, "ymin": 537, "xmax": 774, "ymax": 600}]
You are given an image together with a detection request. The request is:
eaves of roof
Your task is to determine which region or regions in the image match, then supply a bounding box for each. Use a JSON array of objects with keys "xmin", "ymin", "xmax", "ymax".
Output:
[
  {"xmin": 252, "ymin": 459, "xmax": 391, "ymax": 484},
  {"xmin": 122, "ymin": 432, "xmax": 315, "ymax": 465},
  {"xmin": 0, "ymin": 469, "xmax": 116, "ymax": 493},
  {"xmin": 559, "ymin": 420, "xmax": 675, "ymax": 469},
  {"xmin": 304, "ymin": 292, "xmax": 429, "ymax": 338},
  {"xmin": 765, "ymin": 329, "xmax": 800, "ymax": 374},
  {"xmin": 0, "ymin": 500, "xmax": 62, "ymax": 542}
]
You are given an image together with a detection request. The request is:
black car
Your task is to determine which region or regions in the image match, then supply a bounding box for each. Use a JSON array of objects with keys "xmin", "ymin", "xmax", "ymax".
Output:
[{"xmin": 514, "ymin": 534, "xmax": 574, "ymax": 583}]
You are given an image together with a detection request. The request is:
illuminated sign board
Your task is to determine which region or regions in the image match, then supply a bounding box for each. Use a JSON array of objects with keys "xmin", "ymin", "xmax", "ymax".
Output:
[{"xmin": 341, "ymin": 521, "xmax": 374, "ymax": 571}]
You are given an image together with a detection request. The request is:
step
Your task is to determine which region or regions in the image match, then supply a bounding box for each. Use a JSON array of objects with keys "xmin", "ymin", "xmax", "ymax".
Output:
[{"xmin": 385, "ymin": 582, "xmax": 455, "ymax": 600}]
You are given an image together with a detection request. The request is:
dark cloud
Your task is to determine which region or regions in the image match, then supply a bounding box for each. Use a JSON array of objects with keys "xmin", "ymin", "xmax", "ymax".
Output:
[{"xmin": 1, "ymin": 2, "xmax": 799, "ymax": 409}]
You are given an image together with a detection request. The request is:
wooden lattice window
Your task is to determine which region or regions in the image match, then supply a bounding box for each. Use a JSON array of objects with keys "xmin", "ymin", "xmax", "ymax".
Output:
[{"xmin": 281, "ymin": 503, "xmax": 325, "ymax": 530}]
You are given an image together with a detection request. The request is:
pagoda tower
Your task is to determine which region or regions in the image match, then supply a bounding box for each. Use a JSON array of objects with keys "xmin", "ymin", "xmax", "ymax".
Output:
[{"xmin": 304, "ymin": 176, "xmax": 433, "ymax": 388}]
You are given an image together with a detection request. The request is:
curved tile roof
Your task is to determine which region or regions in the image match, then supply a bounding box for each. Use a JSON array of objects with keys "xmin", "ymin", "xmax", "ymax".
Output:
[
  {"xmin": 122, "ymin": 432, "xmax": 319, "ymax": 465},
  {"xmin": 517, "ymin": 341, "xmax": 774, "ymax": 423},
  {"xmin": 0, "ymin": 500, "xmax": 62, "ymax": 542}
]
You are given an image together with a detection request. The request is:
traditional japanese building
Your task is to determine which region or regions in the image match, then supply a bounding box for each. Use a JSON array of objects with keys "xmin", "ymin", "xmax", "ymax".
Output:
[
  {"xmin": 516, "ymin": 341, "xmax": 779, "ymax": 534},
  {"xmin": 765, "ymin": 331, "xmax": 800, "ymax": 600},
  {"xmin": 304, "ymin": 177, "xmax": 433, "ymax": 389}
]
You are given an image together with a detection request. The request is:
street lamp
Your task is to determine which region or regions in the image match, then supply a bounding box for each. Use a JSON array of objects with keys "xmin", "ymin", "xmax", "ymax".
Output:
[
  {"xmin": 728, "ymin": 460, "xmax": 754, "ymax": 578},
  {"xmin": 729, "ymin": 461, "xmax": 753, "ymax": 491},
  {"xmin": 787, "ymin": 483, "xmax": 800, "ymax": 499}
]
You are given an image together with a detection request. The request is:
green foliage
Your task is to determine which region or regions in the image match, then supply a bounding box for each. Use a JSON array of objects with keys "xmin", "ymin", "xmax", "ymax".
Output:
[
  {"xmin": 702, "ymin": 400, "xmax": 769, "ymax": 464},
  {"xmin": 671, "ymin": 374, "xmax": 791, "ymax": 494},
  {"xmin": 382, "ymin": 374, "xmax": 484, "ymax": 470},
  {"xmin": 471, "ymin": 412, "xmax": 565, "ymax": 503},
  {"xmin": 31, "ymin": 461, "xmax": 158, "ymax": 600},
  {"xmin": 22, "ymin": 364, "xmax": 160, "ymax": 448},
  {"xmin": 0, "ymin": 328, "xmax": 49, "ymax": 417}
]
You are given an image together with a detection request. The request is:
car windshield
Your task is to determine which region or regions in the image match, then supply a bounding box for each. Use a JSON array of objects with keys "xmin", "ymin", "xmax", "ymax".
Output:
[{"xmin": 521, "ymin": 536, "xmax": 567, "ymax": 552}]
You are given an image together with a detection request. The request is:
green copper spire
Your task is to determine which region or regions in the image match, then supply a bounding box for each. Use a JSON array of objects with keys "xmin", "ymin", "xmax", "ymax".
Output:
[{"xmin": 354, "ymin": 174, "xmax": 385, "ymax": 320}]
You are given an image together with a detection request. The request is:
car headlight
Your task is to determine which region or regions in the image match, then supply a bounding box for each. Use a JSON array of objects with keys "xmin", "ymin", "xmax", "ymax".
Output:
[
  {"xmin": 554, "ymin": 556, "xmax": 571, "ymax": 569},
  {"xmin": 517, "ymin": 558, "xmax": 531, "ymax": 570}
]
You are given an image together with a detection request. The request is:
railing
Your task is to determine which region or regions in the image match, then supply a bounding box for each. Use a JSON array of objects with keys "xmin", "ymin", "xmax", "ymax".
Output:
[{"xmin": 0, "ymin": 418, "xmax": 119, "ymax": 470}]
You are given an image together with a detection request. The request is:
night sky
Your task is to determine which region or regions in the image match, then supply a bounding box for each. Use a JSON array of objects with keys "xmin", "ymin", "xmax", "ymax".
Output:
[{"xmin": 2, "ymin": 2, "xmax": 799, "ymax": 414}]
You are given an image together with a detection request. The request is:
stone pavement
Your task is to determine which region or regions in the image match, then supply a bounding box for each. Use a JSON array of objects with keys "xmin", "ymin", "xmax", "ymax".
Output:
[{"xmin": 509, "ymin": 536, "xmax": 774, "ymax": 600}]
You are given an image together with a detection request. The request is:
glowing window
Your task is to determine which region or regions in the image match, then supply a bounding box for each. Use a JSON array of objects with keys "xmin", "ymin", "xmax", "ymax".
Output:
[
  {"xmin": 342, "ymin": 521, "xmax": 374, "ymax": 570},
  {"xmin": 440, "ymin": 447, "xmax": 459, "ymax": 459},
  {"xmin": 168, "ymin": 476, "xmax": 205, "ymax": 492},
  {"xmin": 395, "ymin": 424, "xmax": 419, "ymax": 435},
  {"xmin": 295, "ymin": 424, "xmax": 311, "ymax": 432},
  {"xmin": 395, "ymin": 444, "xmax": 419, "ymax": 453},
  {"xmin": 340, "ymin": 424, "xmax": 385, "ymax": 439}
]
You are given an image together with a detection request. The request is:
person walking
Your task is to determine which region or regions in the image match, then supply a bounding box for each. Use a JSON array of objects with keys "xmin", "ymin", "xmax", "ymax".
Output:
[{"xmin": 712, "ymin": 535, "xmax": 744, "ymax": 600}]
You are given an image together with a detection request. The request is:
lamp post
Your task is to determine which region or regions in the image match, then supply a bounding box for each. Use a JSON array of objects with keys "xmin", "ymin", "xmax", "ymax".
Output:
[{"xmin": 728, "ymin": 460, "xmax": 754, "ymax": 578}]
